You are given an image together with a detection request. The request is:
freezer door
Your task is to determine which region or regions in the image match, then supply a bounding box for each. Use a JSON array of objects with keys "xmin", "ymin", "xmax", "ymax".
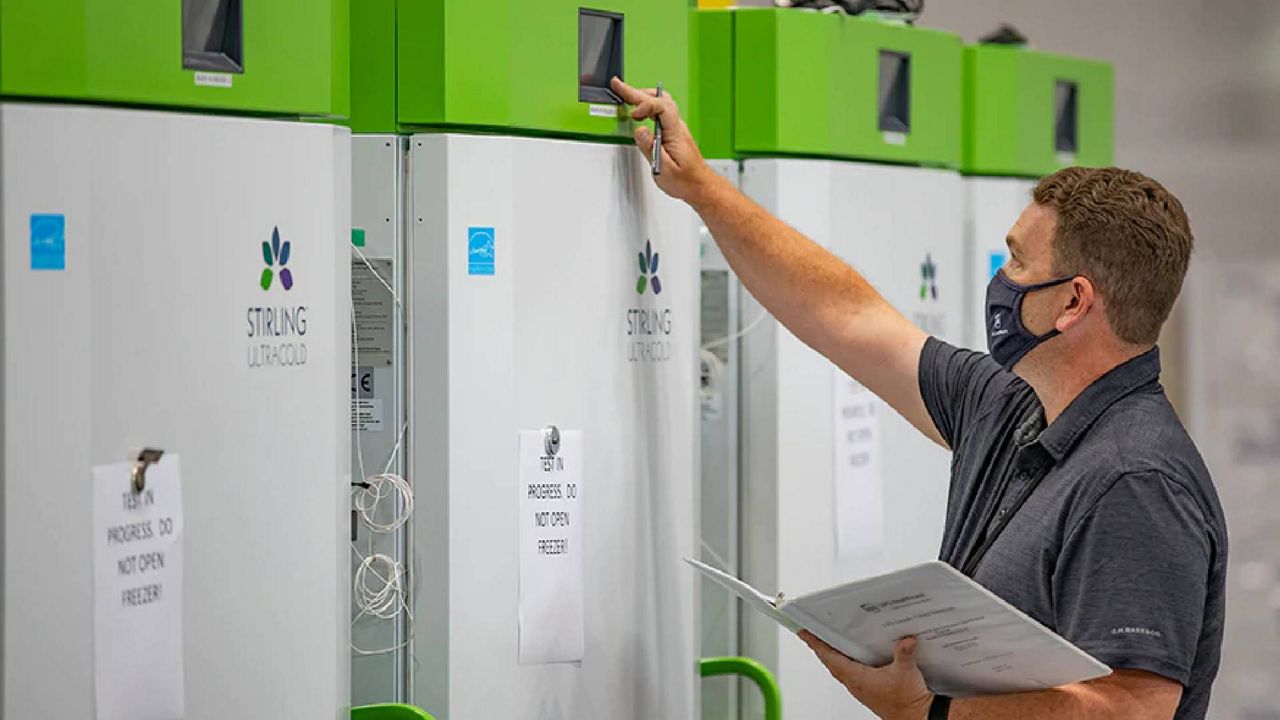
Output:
[
  {"xmin": 738, "ymin": 158, "xmax": 963, "ymax": 720},
  {"xmin": 0, "ymin": 103, "xmax": 350, "ymax": 720},
  {"xmin": 407, "ymin": 133, "xmax": 700, "ymax": 720}
]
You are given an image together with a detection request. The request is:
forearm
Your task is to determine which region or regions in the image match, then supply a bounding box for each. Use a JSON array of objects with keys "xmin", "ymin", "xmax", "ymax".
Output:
[
  {"xmin": 609, "ymin": 77, "xmax": 939, "ymax": 443},
  {"xmin": 687, "ymin": 173, "xmax": 937, "ymax": 442},
  {"xmin": 687, "ymin": 172, "xmax": 896, "ymax": 361},
  {"xmin": 948, "ymin": 676, "xmax": 1174, "ymax": 720},
  {"xmin": 948, "ymin": 686, "xmax": 1099, "ymax": 719}
]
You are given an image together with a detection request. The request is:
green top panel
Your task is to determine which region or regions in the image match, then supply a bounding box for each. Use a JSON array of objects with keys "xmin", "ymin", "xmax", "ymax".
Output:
[
  {"xmin": 962, "ymin": 45, "xmax": 1114, "ymax": 177},
  {"xmin": 694, "ymin": 8, "xmax": 962, "ymax": 168},
  {"xmin": 350, "ymin": 0, "xmax": 689, "ymax": 139},
  {"xmin": 0, "ymin": 0, "xmax": 350, "ymax": 118}
]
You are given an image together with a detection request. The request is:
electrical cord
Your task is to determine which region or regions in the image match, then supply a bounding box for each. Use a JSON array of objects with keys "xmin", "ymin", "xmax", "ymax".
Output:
[
  {"xmin": 353, "ymin": 469, "xmax": 414, "ymax": 534},
  {"xmin": 349, "ymin": 244, "xmax": 414, "ymax": 657},
  {"xmin": 701, "ymin": 310, "xmax": 770, "ymax": 353},
  {"xmin": 350, "ymin": 543, "xmax": 416, "ymax": 657}
]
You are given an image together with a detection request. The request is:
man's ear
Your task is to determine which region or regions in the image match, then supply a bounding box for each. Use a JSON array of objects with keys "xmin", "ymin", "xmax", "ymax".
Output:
[{"xmin": 1056, "ymin": 276, "xmax": 1095, "ymax": 333}]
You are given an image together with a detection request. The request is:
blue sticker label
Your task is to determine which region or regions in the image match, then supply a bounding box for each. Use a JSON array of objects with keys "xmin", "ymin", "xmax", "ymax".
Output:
[
  {"xmin": 988, "ymin": 250, "xmax": 1007, "ymax": 280},
  {"xmin": 30, "ymin": 214, "xmax": 66, "ymax": 271},
  {"xmin": 468, "ymin": 227, "xmax": 495, "ymax": 276}
]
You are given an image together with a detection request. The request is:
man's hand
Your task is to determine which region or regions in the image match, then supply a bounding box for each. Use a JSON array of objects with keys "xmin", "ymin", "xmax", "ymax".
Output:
[
  {"xmin": 802, "ymin": 631, "xmax": 1183, "ymax": 720},
  {"xmin": 610, "ymin": 77, "xmax": 720, "ymax": 204},
  {"xmin": 800, "ymin": 631, "xmax": 933, "ymax": 720}
]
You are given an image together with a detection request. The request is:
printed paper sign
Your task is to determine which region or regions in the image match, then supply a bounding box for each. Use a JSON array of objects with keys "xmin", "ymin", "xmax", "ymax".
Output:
[
  {"xmin": 833, "ymin": 373, "xmax": 885, "ymax": 561},
  {"xmin": 93, "ymin": 455, "xmax": 185, "ymax": 720},
  {"xmin": 518, "ymin": 429, "xmax": 585, "ymax": 664}
]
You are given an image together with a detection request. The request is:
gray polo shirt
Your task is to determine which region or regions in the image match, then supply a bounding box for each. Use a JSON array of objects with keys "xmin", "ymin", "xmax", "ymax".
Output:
[{"xmin": 918, "ymin": 338, "xmax": 1226, "ymax": 719}]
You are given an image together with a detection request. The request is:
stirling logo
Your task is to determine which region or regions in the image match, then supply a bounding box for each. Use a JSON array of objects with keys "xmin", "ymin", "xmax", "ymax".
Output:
[
  {"xmin": 260, "ymin": 226, "xmax": 294, "ymax": 291},
  {"xmin": 919, "ymin": 253, "xmax": 937, "ymax": 301},
  {"xmin": 636, "ymin": 240, "xmax": 662, "ymax": 296}
]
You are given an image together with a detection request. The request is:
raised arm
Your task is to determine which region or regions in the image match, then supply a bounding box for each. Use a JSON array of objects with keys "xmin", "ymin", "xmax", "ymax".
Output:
[{"xmin": 611, "ymin": 77, "xmax": 945, "ymax": 448}]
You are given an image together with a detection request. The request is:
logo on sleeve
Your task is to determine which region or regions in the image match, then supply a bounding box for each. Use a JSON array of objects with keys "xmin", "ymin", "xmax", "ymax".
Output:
[{"xmin": 1110, "ymin": 627, "xmax": 1163, "ymax": 638}]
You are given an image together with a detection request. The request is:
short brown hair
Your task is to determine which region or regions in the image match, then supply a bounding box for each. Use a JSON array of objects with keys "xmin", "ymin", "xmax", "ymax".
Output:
[{"xmin": 1033, "ymin": 167, "xmax": 1193, "ymax": 345}]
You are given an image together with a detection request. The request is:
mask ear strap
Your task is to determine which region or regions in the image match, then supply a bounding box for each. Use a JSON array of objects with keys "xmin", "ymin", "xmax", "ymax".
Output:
[
  {"xmin": 1026, "ymin": 274, "xmax": 1077, "ymax": 292},
  {"xmin": 1012, "ymin": 281, "xmax": 1066, "ymax": 342}
]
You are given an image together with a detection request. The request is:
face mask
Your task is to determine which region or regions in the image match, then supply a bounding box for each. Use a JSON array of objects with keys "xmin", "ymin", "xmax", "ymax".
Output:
[{"xmin": 985, "ymin": 270, "xmax": 1075, "ymax": 370}]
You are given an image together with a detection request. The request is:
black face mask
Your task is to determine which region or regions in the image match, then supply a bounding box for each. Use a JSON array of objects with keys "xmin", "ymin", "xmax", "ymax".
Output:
[{"xmin": 985, "ymin": 270, "xmax": 1075, "ymax": 370}]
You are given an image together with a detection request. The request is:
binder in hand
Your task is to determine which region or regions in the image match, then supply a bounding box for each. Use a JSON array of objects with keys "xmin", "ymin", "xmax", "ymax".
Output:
[{"xmin": 686, "ymin": 558, "xmax": 1110, "ymax": 698}]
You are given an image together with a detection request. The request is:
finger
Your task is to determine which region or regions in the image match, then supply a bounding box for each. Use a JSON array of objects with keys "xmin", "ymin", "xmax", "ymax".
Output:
[
  {"xmin": 800, "ymin": 633, "xmax": 857, "ymax": 671},
  {"xmin": 631, "ymin": 100, "xmax": 659, "ymax": 121},
  {"xmin": 611, "ymin": 77, "xmax": 655, "ymax": 105},
  {"xmin": 628, "ymin": 94, "xmax": 678, "ymax": 124},
  {"xmin": 893, "ymin": 636, "xmax": 919, "ymax": 668},
  {"xmin": 634, "ymin": 125, "xmax": 655, "ymax": 158},
  {"xmin": 634, "ymin": 125, "xmax": 678, "ymax": 172}
]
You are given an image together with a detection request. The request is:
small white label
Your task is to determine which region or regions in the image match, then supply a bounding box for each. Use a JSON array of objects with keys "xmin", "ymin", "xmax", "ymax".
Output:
[
  {"xmin": 194, "ymin": 72, "xmax": 233, "ymax": 88},
  {"xmin": 589, "ymin": 104, "xmax": 619, "ymax": 119},
  {"xmin": 351, "ymin": 399, "xmax": 384, "ymax": 432},
  {"xmin": 1057, "ymin": 151, "xmax": 1078, "ymax": 165},
  {"xmin": 882, "ymin": 131, "xmax": 908, "ymax": 147},
  {"xmin": 93, "ymin": 456, "xmax": 185, "ymax": 720}
]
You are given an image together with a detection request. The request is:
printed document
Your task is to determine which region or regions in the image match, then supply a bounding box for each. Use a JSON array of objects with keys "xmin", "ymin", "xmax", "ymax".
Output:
[{"xmin": 687, "ymin": 558, "xmax": 1110, "ymax": 698}]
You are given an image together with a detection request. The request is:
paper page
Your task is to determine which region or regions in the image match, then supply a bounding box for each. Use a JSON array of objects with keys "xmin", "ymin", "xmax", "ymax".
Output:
[
  {"xmin": 684, "ymin": 558, "xmax": 803, "ymax": 634},
  {"xmin": 518, "ymin": 430, "xmax": 585, "ymax": 664},
  {"xmin": 790, "ymin": 561, "xmax": 1110, "ymax": 698},
  {"xmin": 92, "ymin": 456, "xmax": 185, "ymax": 720},
  {"xmin": 832, "ymin": 372, "xmax": 884, "ymax": 561}
]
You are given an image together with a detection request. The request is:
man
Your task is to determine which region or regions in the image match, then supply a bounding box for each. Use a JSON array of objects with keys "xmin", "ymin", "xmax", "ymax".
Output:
[{"xmin": 609, "ymin": 77, "xmax": 1226, "ymax": 720}]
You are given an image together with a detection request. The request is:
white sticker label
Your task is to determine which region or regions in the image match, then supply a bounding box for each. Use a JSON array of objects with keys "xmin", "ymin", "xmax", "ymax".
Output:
[
  {"xmin": 352, "ymin": 258, "xmax": 396, "ymax": 367},
  {"xmin": 882, "ymin": 131, "xmax": 908, "ymax": 146},
  {"xmin": 352, "ymin": 398, "xmax": 384, "ymax": 432},
  {"xmin": 194, "ymin": 72, "xmax": 233, "ymax": 88},
  {"xmin": 93, "ymin": 456, "xmax": 185, "ymax": 720},
  {"xmin": 1057, "ymin": 151, "xmax": 1078, "ymax": 165},
  {"xmin": 833, "ymin": 373, "xmax": 884, "ymax": 561},
  {"xmin": 589, "ymin": 103, "xmax": 620, "ymax": 118},
  {"xmin": 518, "ymin": 429, "xmax": 585, "ymax": 665}
]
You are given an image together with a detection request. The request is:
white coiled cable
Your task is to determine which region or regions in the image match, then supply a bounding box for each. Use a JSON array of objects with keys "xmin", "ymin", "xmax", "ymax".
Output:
[
  {"xmin": 353, "ymin": 471, "xmax": 414, "ymax": 534},
  {"xmin": 350, "ymin": 544, "xmax": 415, "ymax": 657},
  {"xmin": 354, "ymin": 551, "xmax": 405, "ymax": 619},
  {"xmin": 350, "ymin": 244, "xmax": 414, "ymax": 657}
]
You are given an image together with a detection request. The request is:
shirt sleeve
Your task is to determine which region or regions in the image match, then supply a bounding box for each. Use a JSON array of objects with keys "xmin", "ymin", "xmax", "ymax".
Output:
[
  {"xmin": 1052, "ymin": 471, "xmax": 1213, "ymax": 685},
  {"xmin": 917, "ymin": 337, "xmax": 1016, "ymax": 449}
]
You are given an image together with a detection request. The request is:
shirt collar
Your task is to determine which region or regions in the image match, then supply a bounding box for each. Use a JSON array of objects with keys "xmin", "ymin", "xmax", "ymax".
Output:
[{"xmin": 1036, "ymin": 347, "xmax": 1163, "ymax": 462}]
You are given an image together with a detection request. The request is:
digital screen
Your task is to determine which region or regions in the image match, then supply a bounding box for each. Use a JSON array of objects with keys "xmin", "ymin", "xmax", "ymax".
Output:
[
  {"xmin": 1055, "ymin": 80, "xmax": 1080, "ymax": 153},
  {"xmin": 183, "ymin": 0, "xmax": 243, "ymax": 74},
  {"xmin": 579, "ymin": 10, "xmax": 623, "ymax": 103},
  {"xmin": 878, "ymin": 51, "xmax": 911, "ymax": 133}
]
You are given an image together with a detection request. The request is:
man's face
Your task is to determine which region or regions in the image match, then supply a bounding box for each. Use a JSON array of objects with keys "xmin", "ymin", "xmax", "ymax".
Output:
[{"xmin": 1003, "ymin": 202, "xmax": 1070, "ymax": 337}]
